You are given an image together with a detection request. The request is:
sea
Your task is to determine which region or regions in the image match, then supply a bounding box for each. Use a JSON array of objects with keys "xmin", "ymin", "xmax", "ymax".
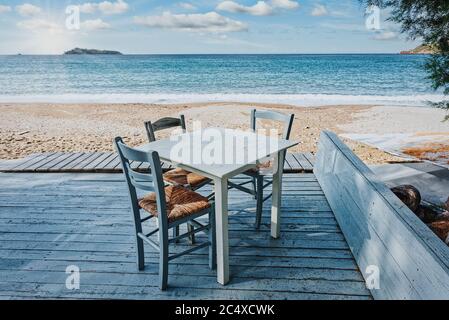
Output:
[{"xmin": 0, "ymin": 54, "xmax": 444, "ymax": 106}]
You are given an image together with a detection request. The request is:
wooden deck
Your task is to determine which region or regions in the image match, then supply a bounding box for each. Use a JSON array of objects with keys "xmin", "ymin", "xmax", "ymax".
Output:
[
  {"xmin": 0, "ymin": 152, "xmax": 315, "ymax": 174},
  {"xmin": 0, "ymin": 172, "xmax": 371, "ymax": 300}
]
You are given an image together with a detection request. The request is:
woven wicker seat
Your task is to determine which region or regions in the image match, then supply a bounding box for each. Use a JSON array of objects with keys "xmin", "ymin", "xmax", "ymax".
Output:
[
  {"xmin": 139, "ymin": 185, "xmax": 211, "ymax": 223},
  {"xmin": 245, "ymin": 160, "xmax": 273, "ymax": 175},
  {"xmin": 163, "ymin": 168, "xmax": 210, "ymax": 188}
]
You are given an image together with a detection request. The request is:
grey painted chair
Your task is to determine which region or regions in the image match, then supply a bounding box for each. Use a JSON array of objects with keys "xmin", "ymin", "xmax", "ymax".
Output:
[
  {"xmin": 145, "ymin": 115, "xmax": 187, "ymax": 144},
  {"xmin": 229, "ymin": 109, "xmax": 295, "ymax": 229},
  {"xmin": 114, "ymin": 137, "xmax": 216, "ymax": 290},
  {"xmin": 145, "ymin": 115, "xmax": 211, "ymax": 191},
  {"xmin": 145, "ymin": 116, "xmax": 212, "ymax": 242}
]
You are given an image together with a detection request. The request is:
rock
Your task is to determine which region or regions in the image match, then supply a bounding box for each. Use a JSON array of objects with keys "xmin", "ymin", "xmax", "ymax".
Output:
[
  {"xmin": 427, "ymin": 220, "xmax": 449, "ymax": 245},
  {"xmin": 445, "ymin": 197, "xmax": 449, "ymax": 211},
  {"xmin": 435, "ymin": 211, "xmax": 449, "ymax": 221},
  {"xmin": 416, "ymin": 206, "xmax": 440, "ymax": 223},
  {"xmin": 391, "ymin": 185, "xmax": 421, "ymax": 213}
]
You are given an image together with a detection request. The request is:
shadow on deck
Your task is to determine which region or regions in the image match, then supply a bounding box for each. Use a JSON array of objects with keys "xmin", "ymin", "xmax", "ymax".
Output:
[{"xmin": 0, "ymin": 173, "xmax": 371, "ymax": 300}]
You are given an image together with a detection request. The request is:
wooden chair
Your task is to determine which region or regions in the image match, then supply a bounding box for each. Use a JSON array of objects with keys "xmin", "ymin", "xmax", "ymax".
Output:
[
  {"xmin": 145, "ymin": 116, "xmax": 211, "ymax": 191},
  {"xmin": 229, "ymin": 109, "xmax": 295, "ymax": 229},
  {"xmin": 145, "ymin": 116, "xmax": 212, "ymax": 241},
  {"xmin": 114, "ymin": 137, "xmax": 216, "ymax": 290}
]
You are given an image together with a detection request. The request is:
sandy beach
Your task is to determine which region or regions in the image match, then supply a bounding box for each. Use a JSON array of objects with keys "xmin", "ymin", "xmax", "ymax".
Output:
[{"xmin": 1, "ymin": 103, "xmax": 448, "ymax": 165}]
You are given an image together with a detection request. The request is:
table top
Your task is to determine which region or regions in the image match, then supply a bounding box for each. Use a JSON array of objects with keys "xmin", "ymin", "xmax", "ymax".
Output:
[{"xmin": 137, "ymin": 128, "xmax": 298, "ymax": 179}]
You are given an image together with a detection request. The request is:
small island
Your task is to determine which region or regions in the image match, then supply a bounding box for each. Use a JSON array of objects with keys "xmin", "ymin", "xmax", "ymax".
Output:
[{"xmin": 64, "ymin": 48, "xmax": 123, "ymax": 55}]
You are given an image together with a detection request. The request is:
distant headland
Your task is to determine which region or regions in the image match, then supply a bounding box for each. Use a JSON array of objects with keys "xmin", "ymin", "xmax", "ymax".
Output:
[
  {"xmin": 64, "ymin": 48, "xmax": 123, "ymax": 55},
  {"xmin": 400, "ymin": 44, "xmax": 439, "ymax": 55}
]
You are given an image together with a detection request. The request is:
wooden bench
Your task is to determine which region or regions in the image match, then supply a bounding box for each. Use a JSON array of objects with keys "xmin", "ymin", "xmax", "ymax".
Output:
[{"xmin": 314, "ymin": 131, "xmax": 449, "ymax": 299}]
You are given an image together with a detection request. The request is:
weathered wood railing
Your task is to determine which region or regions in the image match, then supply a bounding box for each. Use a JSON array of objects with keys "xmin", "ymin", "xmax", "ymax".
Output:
[{"xmin": 314, "ymin": 131, "xmax": 449, "ymax": 300}]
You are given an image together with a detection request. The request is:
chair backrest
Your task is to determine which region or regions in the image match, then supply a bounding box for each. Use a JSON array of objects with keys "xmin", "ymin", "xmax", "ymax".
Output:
[
  {"xmin": 251, "ymin": 109, "xmax": 294, "ymax": 140},
  {"xmin": 145, "ymin": 115, "xmax": 187, "ymax": 142},
  {"xmin": 251, "ymin": 109, "xmax": 295, "ymax": 167},
  {"xmin": 114, "ymin": 137, "xmax": 168, "ymax": 226}
]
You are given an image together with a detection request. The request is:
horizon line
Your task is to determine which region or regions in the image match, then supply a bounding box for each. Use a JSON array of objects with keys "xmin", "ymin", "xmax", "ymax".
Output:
[{"xmin": 0, "ymin": 52, "xmax": 410, "ymax": 56}]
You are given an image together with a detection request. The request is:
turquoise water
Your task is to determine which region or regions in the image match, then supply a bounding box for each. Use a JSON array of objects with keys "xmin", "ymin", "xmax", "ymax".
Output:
[{"xmin": 0, "ymin": 54, "xmax": 443, "ymax": 106}]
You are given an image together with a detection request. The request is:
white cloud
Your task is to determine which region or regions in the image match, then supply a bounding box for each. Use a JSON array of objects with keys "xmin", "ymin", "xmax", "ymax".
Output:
[
  {"xmin": 16, "ymin": 3, "xmax": 42, "ymax": 17},
  {"xmin": 134, "ymin": 11, "xmax": 248, "ymax": 33},
  {"xmin": 17, "ymin": 18, "xmax": 61, "ymax": 33},
  {"xmin": 81, "ymin": 19, "xmax": 111, "ymax": 30},
  {"xmin": 271, "ymin": 0, "xmax": 299, "ymax": 10},
  {"xmin": 179, "ymin": 2, "xmax": 196, "ymax": 10},
  {"xmin": 372, "ymin": 31, "xmax": 398, "ymax": 40},
  {"xmin": 0, "ymin": 5, "xmax": 11, "ymax": 13},
  {"xmin": 77, "ymin": 0, "xmax": 128, "ymax": 15},
  {"xmin": 311, "ymin": 4, "xmax": 328, "ymax": 16},
  {"xmin": 79, "ymin": 3, "xmax": 97, "ymax": 14},
  {"xmin": 98, "ymin": 0, "xmax": 128, "ymax": 14},
  {"xmin": 216, "ymin": 1, "xmax": 273, "ymax": 16},
  {"xmin": 216, "ymin": 0, "xmax": 298, "ymax": 16}
]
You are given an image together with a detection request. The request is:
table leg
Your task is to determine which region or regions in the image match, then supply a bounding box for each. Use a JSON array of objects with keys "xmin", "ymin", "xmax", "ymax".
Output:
[
  {"xmin": 214, "ymin": 177, "xmax": 229, "ymax": 285},
  {"xmin": 271, "ymin": 154, "xmax": 283, "ymax": 239}
]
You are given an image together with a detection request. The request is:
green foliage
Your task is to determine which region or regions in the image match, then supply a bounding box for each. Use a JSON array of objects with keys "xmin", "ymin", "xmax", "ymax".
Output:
[
  {"xmin": 426, "ymin": 53, "xmax": 449, "ymax": 120},
  {"xmin": 363, "ymin": 0, "xmax": 449, "ymax": 117}
]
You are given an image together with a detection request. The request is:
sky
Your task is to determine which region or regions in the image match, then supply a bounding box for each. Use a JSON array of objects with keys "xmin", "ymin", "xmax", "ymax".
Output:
[{"xmin": 0, "ymin": 0, "xmax": 421, "ymax": 54}]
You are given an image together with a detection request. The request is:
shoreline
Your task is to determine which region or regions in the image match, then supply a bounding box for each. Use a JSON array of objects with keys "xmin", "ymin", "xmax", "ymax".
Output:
[
  {"xmin": 0, "ymin": 93, "xmax": 445, "ymax": 107},
  {"xmin": 1, "ymin": 103, "xmax": 447, "ymax": 165}
]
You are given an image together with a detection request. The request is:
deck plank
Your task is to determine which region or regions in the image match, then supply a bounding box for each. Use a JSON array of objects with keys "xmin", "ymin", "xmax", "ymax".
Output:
[
  {"xmin": 71, "ymin": 153, "xmax": 105, "ymax": 171},
  {"xmin": 27, "ymin": 153, "xmax": 68, "ymax": 171},
  {"xmin": 293, "ymin": 153, "xmax": 314, "ymax": 172},
  {"xmin": 9, "ymin": 153, "xmax": 53, "ymax": 171},
  {"xmin": 103, "ymin": 155, "xmax": 121, "ymax": 171},
  {"xmin": 48, "ymin": 153, "xmax": 86, "ymax": 171},
  {"xmin": 0, "ymin": 172, "xmax": 370, "ymax": 300},
  {"xmin": 94, "ymin": 153, "xmax": 117, "ymax": 170},
  {"xmin": 62, "ymin": 153, "xmax": 95, "ymax": 171},
  {"xmin": 0, "ymin": 154, "xmax": 41, "ymax": 170},
  {"xmin": 304, "ymin": 152, "xmax": 316, "ymax": 167},
  {"xmin": 284, "ymin": 153, "xmax": 295, "ymax": 171},
  {"xmin": 35, "ymin": 153, "xmax": 74, "ymax": 172},
  {"xmin": 82, "ymin": 152, "xmax": 111, "ymax": 171}
]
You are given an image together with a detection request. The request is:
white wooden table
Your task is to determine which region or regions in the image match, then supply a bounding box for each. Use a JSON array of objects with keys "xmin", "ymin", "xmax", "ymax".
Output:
[{"xmin": 138, "ymin": 128, "xmax": 298, "ymax": 285}]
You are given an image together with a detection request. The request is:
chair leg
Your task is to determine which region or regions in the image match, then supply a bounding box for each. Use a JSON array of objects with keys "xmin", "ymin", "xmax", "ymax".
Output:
[
  {"xmin": 252, "ymin": 177, "xmax": 257, "ymax": 199},
  {"xmin": 136, "ymin": 236, "xmax": 145, "ymax": 271},
  {"xmin": 159, "ymin": 231, "xmax": 169, "ymax": 290},
  {"xmin": 208, "ymin": 209, "xmax": 217, "ymax": 270},
  {"xmin": 255, "ymin": 175, "xmax": 264, "ymax": 230},
  {"xmin": 173, "ymin": 226, "xmax": 180, "ymax": 243},
  {"xmin": 187, "ymin": 223, "xmax": 196, "ymax": 245}
]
